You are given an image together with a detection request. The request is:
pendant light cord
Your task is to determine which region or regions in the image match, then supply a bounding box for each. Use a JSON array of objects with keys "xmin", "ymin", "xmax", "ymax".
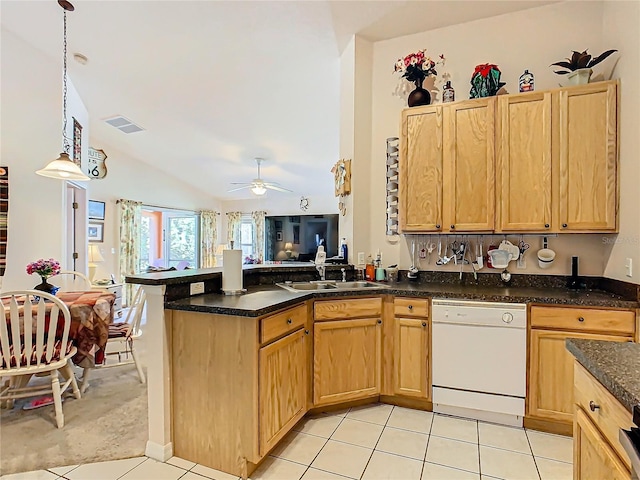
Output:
[{"xmin": 62, "ymin": 8, "xmax": 70, "ymax": 155}]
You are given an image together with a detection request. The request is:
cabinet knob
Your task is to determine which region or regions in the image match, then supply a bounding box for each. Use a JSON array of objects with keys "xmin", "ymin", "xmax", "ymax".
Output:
[
  {"xmin": 377, "ymin": 319, "xmax": 382, "ymax": 324},
  {"xmin": 562, "ymin": 223, "xmax": 568, "ymax": 228},
  {"xmin": 408, "ymin": 305, "xmax": 413, "ymax": 310},
  {"xmin": 287, "ymin": 318, "xmax": 292, "ymax": 324},
  {"xmin": 422, "ymin": 322, "xmax": 427, "ymax": 327},
  {"xmin": 544, "ymin": 223, "xmax": 550, "ymax": 229},
  {"xmin": 304, "ymin": 329, "xmax": 309, "ymax": 335},
  {"xmin": 589, "ymin": 401, "xmax": 600, "ymax": 412},
  {"xmin": 450, "ymin": 224, "xmax": 455, "ymax": 230},
  {"xmin": 435, "ymin": 224, "xmax": 441, "ymax": 229},
  {"xmin": 578, "ymin": 317, "xmax": 585, "ymax": 322}
]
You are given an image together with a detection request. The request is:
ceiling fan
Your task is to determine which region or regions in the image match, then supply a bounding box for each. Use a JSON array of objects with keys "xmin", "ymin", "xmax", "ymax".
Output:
[{"xmin": 228, "ymin": 158, "xmax": 293, "ymax": 196}]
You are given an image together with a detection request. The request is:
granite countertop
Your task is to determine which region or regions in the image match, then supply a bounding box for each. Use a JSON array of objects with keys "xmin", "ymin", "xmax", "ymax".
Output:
[
  {"xmin": 566, "ymin": 338, "xmax": 640, "ymax": 413},
  {"xmin": 165, "ymin": 281, "xmax": 638, "ymax": 317}
]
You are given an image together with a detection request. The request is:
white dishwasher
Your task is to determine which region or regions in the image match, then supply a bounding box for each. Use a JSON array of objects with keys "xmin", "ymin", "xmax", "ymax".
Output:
[{"xmin": 432, "ymin": 299, "xmax": 527, "ymax": 427}]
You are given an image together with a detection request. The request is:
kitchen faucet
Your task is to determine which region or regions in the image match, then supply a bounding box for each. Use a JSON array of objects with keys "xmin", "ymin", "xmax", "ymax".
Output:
[{"xmin": 314, "ymin": 245, "xmax": 327, "ymax": 281}]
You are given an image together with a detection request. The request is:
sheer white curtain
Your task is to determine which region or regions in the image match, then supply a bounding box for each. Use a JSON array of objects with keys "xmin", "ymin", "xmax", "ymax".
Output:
[
  {"xmin": 251, "ymin": 210, "xmax": 266, "ymax": 263},
  {"xmin": 200, "ymin": 210, "xmax": 218, "ymax": 268},
  {"xmin": 226, "ymin": 212, "xmax": 242, "ymax": 249},
  {"xmin": 118, "ymin": 199, "xmax": 142, "ymax": 306}
]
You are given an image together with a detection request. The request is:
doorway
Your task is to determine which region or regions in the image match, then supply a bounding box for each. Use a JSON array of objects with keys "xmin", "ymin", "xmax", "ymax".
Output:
[{"xmin": 65, "ymin": 182, "xmax": 88, "ymax": 274}]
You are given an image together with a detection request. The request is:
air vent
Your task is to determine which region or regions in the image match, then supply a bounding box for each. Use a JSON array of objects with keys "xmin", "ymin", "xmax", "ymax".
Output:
[{"xmin": 103, "ymin": 115, "xmax": 145, "ymax": 134}]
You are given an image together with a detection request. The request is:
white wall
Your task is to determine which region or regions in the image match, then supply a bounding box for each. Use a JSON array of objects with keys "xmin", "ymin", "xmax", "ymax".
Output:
[
  {"xmin": 87, "ymin": 145, "xmax": 223, "ymax": 280},
  {"xmin": 1, "ymin": 28, "xmax": 74, "ymax": 290},
  {"xmin": 601, "ymin": 0, "xmax": 640, "ymax": 284},
  {"xmin": 346, "ymin": 1, "xmax": 629, "ymax": 278}
]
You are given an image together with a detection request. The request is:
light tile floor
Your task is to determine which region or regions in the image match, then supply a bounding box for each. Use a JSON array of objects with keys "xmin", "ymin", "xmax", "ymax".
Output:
[{"xmin": 1, "ymin": 404, "xmax": 573, "ymax": 480}]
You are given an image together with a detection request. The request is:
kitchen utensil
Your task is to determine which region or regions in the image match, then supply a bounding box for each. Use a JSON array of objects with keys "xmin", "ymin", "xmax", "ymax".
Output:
[
  {"xmin": 537, "ymin": 248, "xmax": 556, "ymax": 269},
  {"xmin": 499, "ymin": 239, "xmax": 520, "ymax": 261},
  {"xmin": 518, "ymin": 238, "xmax": 530, "ymax": 256},
  {"xmin": 426, "ymin": 241, "xmax": 436, "ymax": 263},
  {"xmin": 488, "ymin": 249, "xmax": 511, "ymax": 269},
  {"xmin": 408, "ymin": 238, "xmax": 419, "ymax": 279}
]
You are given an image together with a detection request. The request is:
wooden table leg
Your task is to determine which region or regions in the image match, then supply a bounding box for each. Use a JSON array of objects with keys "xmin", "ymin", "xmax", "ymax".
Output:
[{"xmin": 80, "ymin": 367, "xmax": 90, "ymax": 394}]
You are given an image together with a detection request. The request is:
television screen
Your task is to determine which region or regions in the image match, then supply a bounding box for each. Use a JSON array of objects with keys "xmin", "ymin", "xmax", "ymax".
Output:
[{"xmin": 265, "ymin": 214, "xmax": 339, "ymax": 262}]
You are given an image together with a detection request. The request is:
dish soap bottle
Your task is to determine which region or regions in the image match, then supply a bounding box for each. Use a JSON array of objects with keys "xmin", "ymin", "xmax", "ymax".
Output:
[
  {"xmin": 519, "ymin": 70, "xmax": 534, "ymax": 92},
  {"xmin": 340, "ymin": 238, "xmax": 348, "ymax": 264},
  {"xmin": 443, "ymin": 81, "xmax": 455, "ymax": 103}
]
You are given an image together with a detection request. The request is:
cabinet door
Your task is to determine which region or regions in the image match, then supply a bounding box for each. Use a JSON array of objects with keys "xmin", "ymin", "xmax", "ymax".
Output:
[
  {"xmin": 259, "ymin": 328, "xmax": 307, "ymax": 456},
  {"xmin": 400, "ymin": 106, "xmax": 443, "ymax": 232},
  {"xmin": 314, "ymin": 318, "xmax": 381, "ymax": 406},
  {"xmin": 496, "ymin": 92, "xmax": 552, "ymax": 231},
  {"xmin": 574, "ymin": 408, "xmax": 630, "ymax": 480},
  {"xmin": 528, "ymin": 329, "xmax": 630, "ymax": 424},
  {"xmin": 443, "ymin": 98, "xmax": 495, "ymax": 232},
  {"xmin": 557, "ymin": 81, "xmax": 618, "ymax": 231},
  {"xmin": 393, "ymin": 317, "xmax": 429, "ymax": 399}
]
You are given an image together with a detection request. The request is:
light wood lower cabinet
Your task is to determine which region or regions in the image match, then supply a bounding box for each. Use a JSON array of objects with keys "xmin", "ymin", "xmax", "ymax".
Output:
[
  {"xmin": 527, "ymin": 306, "xmax": 634, "ymax": 432},
  {"xmin": 259, "ymin": 328, "xmax": 307, "ymax": 456},
  {"xmin": 313, "ymin": 317, "xmax": 381, "ymax": 406},
  {"xmin": 393, "ymin": 317, "xmax": 429, "ymax": 399}
]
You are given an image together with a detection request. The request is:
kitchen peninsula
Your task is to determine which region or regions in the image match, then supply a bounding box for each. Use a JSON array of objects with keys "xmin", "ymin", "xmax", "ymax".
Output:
[{"xmin": 127, "ymin": 266, "xmax": 639, "ymax": 478}]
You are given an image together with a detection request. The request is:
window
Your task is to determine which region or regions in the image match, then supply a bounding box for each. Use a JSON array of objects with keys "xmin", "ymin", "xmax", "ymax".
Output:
[
  {"xmin": 240, "ymin": 214, "xmax": 254, "ymax": 260},
  {"xmin": 137, "ymin": 207, "xmax": 199, "ymax": 272}
]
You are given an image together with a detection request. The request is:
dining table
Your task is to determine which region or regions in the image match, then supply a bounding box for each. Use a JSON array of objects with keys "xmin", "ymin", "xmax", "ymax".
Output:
[{"xmin": 2, "ymin": 290, "xmax": 116, "ymax": 369}]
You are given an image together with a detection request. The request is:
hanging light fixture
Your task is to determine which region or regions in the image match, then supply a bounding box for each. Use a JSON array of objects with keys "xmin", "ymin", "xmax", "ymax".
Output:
[{"xmin": 36, "ymin": 0, "xmax": 90, "ymax": 181}]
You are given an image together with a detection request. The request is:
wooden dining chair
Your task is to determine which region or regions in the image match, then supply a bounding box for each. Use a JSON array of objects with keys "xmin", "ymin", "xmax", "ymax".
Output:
[
  {"xmin": 90, "ymin": 286, "xmax": 146, "ymax": 385},
  {"xmin": 0, "ymin": 290, "xmax": 81, "ymax": 428},
  {"xmin": 49, "ymin": 270, "xmax": 92, "ymax": 292}
]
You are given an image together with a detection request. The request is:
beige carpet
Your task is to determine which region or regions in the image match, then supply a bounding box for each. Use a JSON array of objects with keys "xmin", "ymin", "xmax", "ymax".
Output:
[{"xmin": 0, "ymin": 333, "xmax": 148, "ymax": 475}]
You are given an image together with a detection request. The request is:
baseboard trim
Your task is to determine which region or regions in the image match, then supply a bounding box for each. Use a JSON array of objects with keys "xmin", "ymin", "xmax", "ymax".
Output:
[
  {"xmin": 145, "ymin": 440, "xmax": 173, "ymax": 461},
  {"xmin": 524, "ymin": 416, "xmax": 573, "ymax": 436}
]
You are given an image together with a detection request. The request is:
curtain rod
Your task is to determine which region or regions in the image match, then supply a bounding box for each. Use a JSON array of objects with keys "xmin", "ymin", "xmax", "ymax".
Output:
[{"xmin": 116, "ymin": 199, "xmax": 220, "ymax": 214}]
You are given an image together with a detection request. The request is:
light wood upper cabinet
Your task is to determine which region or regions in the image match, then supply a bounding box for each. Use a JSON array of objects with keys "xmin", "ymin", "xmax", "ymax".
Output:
[
  {"xmin": 443, "ymin": 98, "xmax": 495, "ymax": 232},
  {"xmin": 496, "ymin": 92, "xmax": 552, "ymax": 231},
  {"xmin": 400, "ymin": 106, "xmax": 443, "ymax": 232},
  {"xmin": 313, "ymin": 317, "xmax": 381, "ymax": 406},
  {"xmin": 556, "ymin": 81, "xmax": 618, "ymax": 232},
  {"xmin": 393, "ymin": 317, "xmax": 429, "ymax": 399},
  {"xmin": 259, "ymin": 328, "xmax": 307, "ymax": 456},
  {"xmin": 399, "ymin": 81, "xmax": 619, "ymax": 233}
]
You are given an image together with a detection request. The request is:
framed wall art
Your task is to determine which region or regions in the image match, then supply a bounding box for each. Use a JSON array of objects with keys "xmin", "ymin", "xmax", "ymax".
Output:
[
  {"xmin": 73, "ymin": 117, "xmax": 82, "ymax": 168},
  {"xmin": 88, "ymin": 222, "xmax": 104, "ymax": 243},
  {"xmin": 88, "ymin": 200, "xmax": 106, "ymax": 220},
  {"xmin": 331, "ymin": 158, "xmax": 351, "ymax": 196}
]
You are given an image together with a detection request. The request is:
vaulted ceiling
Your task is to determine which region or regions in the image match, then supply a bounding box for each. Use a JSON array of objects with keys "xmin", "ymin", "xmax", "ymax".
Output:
[{"xmin": 1, "ymin": 0, "xmax": 557, "ymax": 201}]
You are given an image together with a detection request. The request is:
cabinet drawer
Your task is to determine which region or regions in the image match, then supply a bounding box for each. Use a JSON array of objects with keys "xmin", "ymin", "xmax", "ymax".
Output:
[
  {"xmin": 260, "ymin": 304, "xmax": 306, "ymax": 344},
  {"xmin": 394, "ymin": 297, "xmax": 428, "ymax": 318},
  {"xmin": 314, "ymin": 298, "xmax": 382, "ymax": 321},
  {"xmin": 574, "ymin": 361, "xmax": 634, "ymax": 469},
  {"xmin": 531, "ymin": 306, "xmax": 635, "ymax": 335}
]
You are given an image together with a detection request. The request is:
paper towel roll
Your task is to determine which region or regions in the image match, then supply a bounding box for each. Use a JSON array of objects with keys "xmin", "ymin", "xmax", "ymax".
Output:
[{"xmin": 222, "ymin": 249, "xmax": 243, "ymax": 293}]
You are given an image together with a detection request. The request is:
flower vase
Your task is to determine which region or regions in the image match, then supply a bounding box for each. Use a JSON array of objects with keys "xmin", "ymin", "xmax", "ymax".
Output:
[
  {"xmin": 34, "ymin": 277, "xmax": 59, "ymax": 296},
  {"xmin": 566, "ymin": 68, "xmax": 592, "ymax": 86},
  {"xmin": 407, "ymin": 78, "xmax": 431, "ymax": 107}
]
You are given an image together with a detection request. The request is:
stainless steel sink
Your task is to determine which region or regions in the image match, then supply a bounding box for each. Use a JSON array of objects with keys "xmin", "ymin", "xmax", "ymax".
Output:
[
  {"xmin": 276, "ymin": 282, "xmax": 338, "ymax": 292},
  {"xmin": 332, "ymin": 281, "xmax": 387, "ymax": 289},
  {"xmin": 276, "ymin": 281, "xmax": 387, "ymax": 292}
]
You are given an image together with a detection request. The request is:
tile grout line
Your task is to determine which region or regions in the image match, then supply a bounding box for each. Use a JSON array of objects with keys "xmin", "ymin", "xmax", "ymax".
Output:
[
  {"xmin": 296, "ymin": 407, "xmax": 351, "ymax": 480},
  {"xmin": 476, "ymin": 418, "xmax": 482, "ymax": 478},
  {"xmin": 418, "ymin": 409, "xmax": 435, "ymax": 480},
  {"xmin": 356, "ymin": 405, "xmax": 393, "ymax": 480},
  {"xmin": 524, "ymin": 429, "xmax": 543, "ymax": 480}
]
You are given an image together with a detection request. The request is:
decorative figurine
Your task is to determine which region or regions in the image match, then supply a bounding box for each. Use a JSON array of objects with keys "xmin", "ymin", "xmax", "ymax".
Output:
[
  {"xmin": 470, "ymin": 64, "xmax": 506, "ymax": 99},
  {"xmin": 442, "ymin": 81, "xmax": 455, "ymax": 103},
  {"xmin": 519, "ymin": 70, "xmax": 534, "ymax": 92}
]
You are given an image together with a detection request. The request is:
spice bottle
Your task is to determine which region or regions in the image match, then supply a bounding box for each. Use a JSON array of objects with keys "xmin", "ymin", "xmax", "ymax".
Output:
[
  {"xmin": 443, "ymin": 81, "xmax": 455, "ymax": 103},
  {"xmin": 519, "ymin": 70, "xmax": 534, "ymax": 92}
]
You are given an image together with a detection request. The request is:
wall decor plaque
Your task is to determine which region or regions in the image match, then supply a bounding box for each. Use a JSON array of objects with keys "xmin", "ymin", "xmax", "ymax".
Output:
[{"xmin": 87, "ymin": 147, "xmax": 108, "ymax": 179}]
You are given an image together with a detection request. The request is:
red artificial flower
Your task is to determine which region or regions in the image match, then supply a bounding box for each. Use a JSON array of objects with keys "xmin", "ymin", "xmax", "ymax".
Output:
[{"xmin": 474, "ymin": 63, "xmax": 500, "ymax": 78}]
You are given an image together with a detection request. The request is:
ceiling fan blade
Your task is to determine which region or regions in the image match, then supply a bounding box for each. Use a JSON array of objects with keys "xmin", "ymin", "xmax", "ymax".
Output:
[
  {"xmin": 230, "ymin": 182, "xmax": 252, "ymax": 186},
  {"xmin": 264, "ymin": 184, "xmax": 293, "ymax": 193},
  {"xmin": 227, "ymin": 185, "xmax": 252, "ymax": 192}
]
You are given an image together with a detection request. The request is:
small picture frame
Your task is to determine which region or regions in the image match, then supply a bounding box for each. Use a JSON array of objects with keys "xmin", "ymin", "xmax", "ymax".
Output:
[
  {"xmin": 88, "ymin": 200, "xmax": 106, "ymax": 220},
  {"xmin": 293, "ymin": 225, "xmax": 300, "ymax": 244},
  {"xmin": 88, "ymin": 222, "xmax": 104, "ymax": 243},
  {"xmin": 276, "ymin": 231, "xmax": 283, "ymax": 242},
  {"xmin": 274, "ymin": 220, "xmax": 283, "ymax": 230}
]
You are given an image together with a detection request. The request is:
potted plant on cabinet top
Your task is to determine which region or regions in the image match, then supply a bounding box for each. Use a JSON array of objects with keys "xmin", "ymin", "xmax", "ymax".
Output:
[{"xmin": 551, "ymin": 48, "xmax": 617, "ymax": 85}]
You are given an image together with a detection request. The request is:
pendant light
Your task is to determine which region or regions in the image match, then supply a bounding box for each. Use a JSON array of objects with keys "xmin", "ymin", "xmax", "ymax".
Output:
[{"xmin": 36, "ymin": 0, "xmax": 90, "ymax": 181}]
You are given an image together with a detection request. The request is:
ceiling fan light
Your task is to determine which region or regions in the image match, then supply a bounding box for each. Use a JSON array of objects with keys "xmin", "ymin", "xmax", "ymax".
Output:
[
  {"xmin": 36, "ymin": 152, "xmax": 90, "ymax": 181},
  {"xmin": 251, "ymin": 185, "xmax": 267, "ymax": 196}
]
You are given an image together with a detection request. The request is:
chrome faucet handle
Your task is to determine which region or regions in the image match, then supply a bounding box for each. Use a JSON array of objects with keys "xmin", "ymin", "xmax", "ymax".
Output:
[{"xmin": 341, "ymin": 268, "xmax": 346, "ymax": 282}]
